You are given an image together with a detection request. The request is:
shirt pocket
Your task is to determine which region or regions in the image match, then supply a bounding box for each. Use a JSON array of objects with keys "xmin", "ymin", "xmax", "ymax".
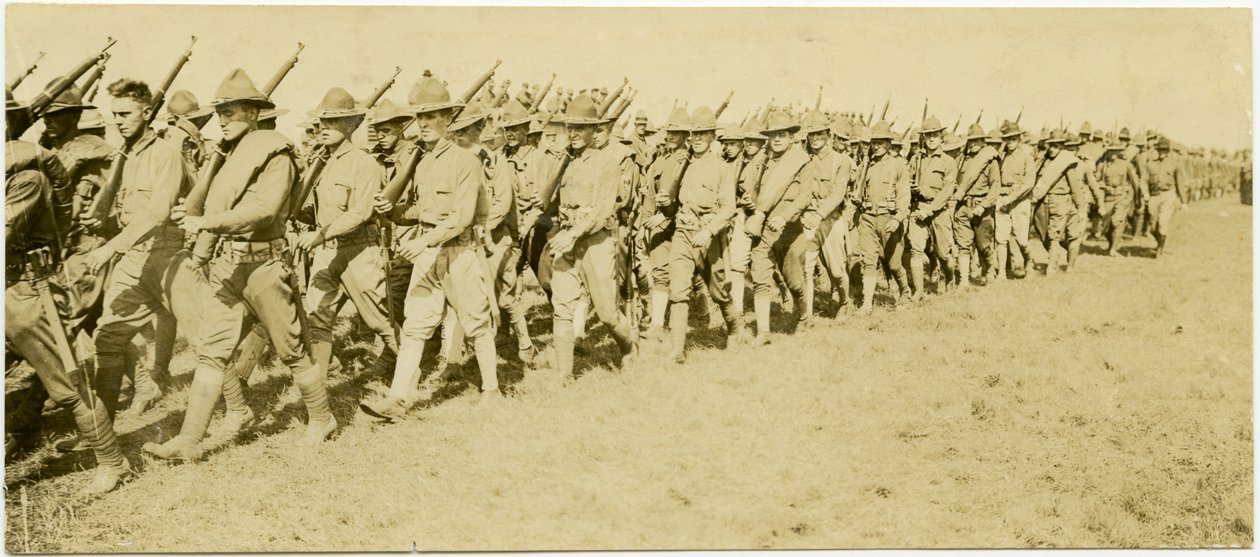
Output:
[{"xmin": 317, "ymin": 180, "xmax": 352, "ymax": 212}]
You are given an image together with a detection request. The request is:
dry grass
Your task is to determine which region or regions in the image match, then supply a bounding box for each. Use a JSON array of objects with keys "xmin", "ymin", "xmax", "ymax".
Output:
[{"xmin": 5, "ymin": 196, "xmax": 1252, "ymax": 551}]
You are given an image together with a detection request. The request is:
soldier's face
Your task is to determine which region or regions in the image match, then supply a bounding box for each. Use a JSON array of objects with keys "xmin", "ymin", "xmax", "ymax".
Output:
[
  {"xmin": 42, "ymin": 110, "xmax": 80, "ymax": 142},
  {"xmin": 318, "ymin": 117, "xmax": 357, "ymax": 146},
  {"xmin": 566, "ymin": 123, "xmax": 595, "ymax": 150},
  {"xmin": 665, "ymin": 131, "xmax": 688, "ymax": 150},
  {"xmin": 807, "ymin": 130, "xmax": 829, "ymax": 152},
  {"xmin": 744, "ymin": 138, "xmax": 764, "ymax": 156},
  {"xmin": 1004, "ymin": 136, "xmax": 1020, "ymax": 152},
  {"xmin": 1046, "ymin": 143, "xmax": 1063, "ymax": 158},
  {"xmin": 593, "ymin": 124, "xmax": 611, "ymax": 148},
  {"xmin": 373, "ymin": 122, "xmax": 404, "ymax": 152},
  {"xmin": 635, "ymin": 123, "xmax": 647, "ymax": 136},
  {"xmin": 966, "ymin": 139, "xmax": 984, "ymax": 155},
  {"xmin": 923, "ymin": 131, "xmax": 942, "ymax": 152},
  {"xmin": 767, "ymin": 130, "xmax": 791, "ymax": 154},
  {"xmin": 110, "ymin": 97, "xmax": 150, "ymax": 141},
  {"xmin": 690, "ymin": 131, "xmax": 714, "ymax": 155},
  {"xmin": 215, "ymin": 102, "xmax": 259, "ymax": 142},
  {"xmin": 721, "ymin": 140, "xmax": 742, "ymax": 159},
  {"xmin": 504, "ymin": 124, "xmax": 527, "ymax": 148},
  {"xmin": 831, "ymin": 136, "xmax": 847, "ymax": 152},
  {"xmin": 415, "ymin": 109, "xmax": 452, "ymax": 143},
  {"xmin": 871, "ymin": 139, "xmax": 891, "ymax": 157}
]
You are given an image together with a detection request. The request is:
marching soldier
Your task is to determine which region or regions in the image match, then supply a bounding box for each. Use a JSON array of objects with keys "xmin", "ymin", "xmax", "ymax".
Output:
[
  {"xmin": 292, "ymin": 87, "xmax": 399, "ymax": 385},
  {"xmin": 952, "ymin": 123, "xmax": 1001, "ymax": 287},
  {"xmin": 1144, "ymin": 137, "xmax": 1186, "ymax": 258},
  {"xmin": 1064, "ymin": 133, "xmax": 1106, "ymax": 268},
  {"xmin": 666, "ymin": 106, "xmax": 741, "ymax": 363},
  {"xmin": 367, "ymin": 98, "xmax": 418, "ymax": 342},
  {"xmin": 729, "ymin": 117, "xmax": 768, "ymax": 318},
  {"xmin": 995, "ymin": 120, "xmax": 1036, "ymax": 279},
  {"xmin": 154, "ymin": 69, "xmax": 336, "ymax": 460},
  {"xmin": 853, "ymin": 120, "xmax": 910, "ymax": 312},
  {"xmin": 1095, "ymin": 141, "xmax": 1145, "ymax": 256},
  {"xmin": 362, "ymin": 74, "xmax": 501, "ymax": 420},
  {"xmin": 907, "ymin": 116, "xmax": 956, "ymax": 299},
  {"xmin": 498, "ymin": 100, "xmax": 547, "ymax": 362},
  {"xmin": 6, "ymin": 88, "xmax": 133, "ymax": 494},
  {"xmin": 546, "ymin": 94, "xmax": 640, "ymax": 379},
  {"xmin": 641, "ymin": 108, "xmax": 691, "ymax": 337},
  {"xmin": 1029, "ymin": 129, "xmax": 1088, "ymax": 273},
  {"xmin": 799, "ymin": 110, "xmax": 854, "ymax": 316},
  {"xmin": 744, "ymin": 111, "xmax": 817, "ymax": 334}
]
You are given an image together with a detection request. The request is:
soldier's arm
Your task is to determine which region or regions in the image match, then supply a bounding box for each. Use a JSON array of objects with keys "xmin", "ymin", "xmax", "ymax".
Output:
[
  {"xmin": 774, "ymin": 165, "xmax": 819, "ymax": 224},
  {"xmin": 954, "ymin": 155, "xmax": 984, "ymax": 200},
  {"xmin": 1174, "ymin": 165, "xmax": 1186, "ymax": 204},
  {"xmin": 424, "ymin": 155, "xmax": 480, "ymax": 245},
  {"xmin": 705, "ymin": 162, "xmax": 738, "ymax": 237},
  {"xmin": 573, "ymin": 156, "xmax": 621, "ymax": 238},
  {"xmin": 322, "ymin": 157, "xmax": 382, "ymax": 239},
  {"xmin": 894, "ymin": 161, "xmax": 912, "ymax": 221},
  {"xmin": 981, "ymin": 159, "xmax": 1002, "ymax": 208},
  {"xmin": 1066, "ymin": 163, "xmax": 1088, "ymax": 209},
  {"xmin": 106, "ymin": 145, "xmax": 186, "ymax": 252},
  {"xmin": 924, "ymin": 159, "xmax": 957, "ymax": 215},
  {"xmin": 1085, "ymin": 165, "xmax": 1105, "ymax": 205},
  {"xmin": 485, "ymin": 161, "xmax": 514, "ymax": 232},
  {"xmin": 1008, "ymin": 153, "xmax": 1036, "ymax": 200},
  {"xmin": 5, "ymin": 170, "xmax": 49, "ymax": 247},
  {"xmin": 816, "ymin": 156, "xmax": 852, "ymax": 217},
  {"xmin": 200, "ymin": 153, "xmax": 295, "ymax": 234}
]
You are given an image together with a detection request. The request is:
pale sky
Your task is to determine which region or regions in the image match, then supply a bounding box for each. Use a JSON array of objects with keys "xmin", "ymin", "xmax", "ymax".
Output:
[{"xmin": 5, "ymin": 4, "xmax": 1253, "ymax": 151}]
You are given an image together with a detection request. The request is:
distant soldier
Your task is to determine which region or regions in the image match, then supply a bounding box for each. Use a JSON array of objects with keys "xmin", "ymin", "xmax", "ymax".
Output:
[
  {"xmin": 666, "ymin": 106, "xmax": 741, "ymax": 363},
  {"xmin": 1095, "ymin": 141, "xmax": 1145, "ymax": 256},
  {"xmin": 291, "ymin": 87, "xmax": 399, "ymax": 387},
  {"xmin": 744, "ymin": 111, "xmax": 817, "ymax": 332},
  {"xmin": 995, "ymin": 120, "xmax": 1036, "ymax": 279},
  {"xmin": 362, "ymin": 74, "xmax": 501, "ymax": 419},
  {"xmin": 952, "ymin": 123, "xmax": 1001, "ymax": 287},
  {"xmin": 545, "ymin": 94, "xmax": 639, "ymax": 378},
  {"xmin": 907, "ymin": 117, "xmax": 956, "ymax": 298},
  {"xmin": 161, "ymin": 90, "xmax": 214, "ymax": 170},
  {"xmin": 1144, "ymin": 137, "xmax": 1185, "ymax": 258},
  {"xmin": 154, "ymin": 69, "xmax": 336, "ymax": 460},
  {"xmin": 6, "ymin": 88, "xmax": 132, "ymax": 494},
  {"xmin": 1029, "ymin": 129, "xmax": 1088, "ymax": 273},
  {"xmin": 853, "ymin": 120, "xmax": 910, "ymax": 311},
  {"xmin": 1063, "ymin": 133, "xmax": 1105, "ymax": 268}
]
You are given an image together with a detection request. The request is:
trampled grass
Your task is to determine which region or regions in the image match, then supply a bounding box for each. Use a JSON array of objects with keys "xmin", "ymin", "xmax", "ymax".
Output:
[{"xmin": 4, "ymin": 196, "xmax": 1252, "ymax": 551}]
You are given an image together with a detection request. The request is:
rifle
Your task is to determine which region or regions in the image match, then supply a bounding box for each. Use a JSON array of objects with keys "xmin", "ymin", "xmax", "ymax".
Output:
[
  {"xmin": 1015, "ymin": 106, "xmax": 1023, "ymax": 125},
  {"xmin": 610, "ymin": 88, "xmax": 637, "ymax": 121},
  {"xmin": 596, "ymin": 77, "xmax": 629, "ymax": 116},
  {"xmin": 714, "ymin": 90, "xmax": 734, "ymax": 119},
  {"xmin": 14, "ymin": 38, "xmax": 115, "ymax": 137},
  {"xmin": 8, "ymin": 50, "xmax": 45, "ymax": 90},
  {"xmin": 528, "ymin": 73, "xmax": 556, "ymax": 115},
  {"xmin": 921, "ymin": 97, "xmax": 929, "ymax": 124},
  {"xmin": 492, "ymin": 79, "xmax": 513, "ymax": 109},
  {"xmin": 84, "ymin": 36, "xmax": 194, "ymax": 224},
  {"xmin": 975, "ymin": 109, "xmax": 984, "ymax": 125},
  {"xmin": 78, "ymin": 53, "xmax": 110, "ymax": 100},
  {"xmin": 815, "ymin": 85, "xmax": 823, "ymax": 110},
  {"xmin": 460, "ymin": 59, "xmax": 502, "ymax": 106},
  {"xmin": 879, "ymin": 98, "xmax": 891, "ymax": 121},
  {"xmin": 364, "ymin": 66, "xmax": 403, "ymax": 108},
  {"xmin": 186, "ymin": 42, "xmax": 305, "ymax": 219},
  {"xmin": 85, "ymin": 83, "xmax": 100, "ymax": 103}
]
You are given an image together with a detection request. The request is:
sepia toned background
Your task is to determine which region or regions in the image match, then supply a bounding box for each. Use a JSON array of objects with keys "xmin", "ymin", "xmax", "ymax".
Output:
[{"xmin": 5, "ymin": 5, "xmax": 1253, "ymax": 151}]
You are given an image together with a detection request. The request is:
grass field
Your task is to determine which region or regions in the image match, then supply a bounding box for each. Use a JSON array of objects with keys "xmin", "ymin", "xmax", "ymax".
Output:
[{"xmin": 5, "ymin": 196, "xmax": 1252, "ymax": 551}]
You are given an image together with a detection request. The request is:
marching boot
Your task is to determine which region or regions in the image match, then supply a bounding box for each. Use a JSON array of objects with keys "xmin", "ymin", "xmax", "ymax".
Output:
[
  {"xmin": 858, "ymin": 267, "xmax": 877, "ymax": 315},
  {"xmin": 909, "ymin": 255, "xmax": 926, "ymax": 302},
  {"xmin": 704, "ymin": 290, "xmax": 724, "ymax": 330},
  {"xmin": 292, "ymin": 362, "xmax": 336, "ymax": 445},
  {"xmin": 995, "ymin": 242, "xmax": 1009, "ymax": 281},
  {"xmin": 311, "ymin": 340, "xmax": 333, "ymax": 377},
  {"xmin": 893, "ymin": 268, "xmax": 910, "ymax": 307},
  {"xmin": 1153, "ymin": 230, "xmax": 1166, "ymax": 258},
  {"xmin": 362, "ymin": 339, "xmax": 424, "ymax": 421},
  {"xmin": 957, "ymin": 254, "xmax": 972, "ymax": 289},
  {"xmin": 472, "ymin": 335, "xmax": 500, "ymax": 396},
  {"xmin": 573, "ymin": 296, "xmax": 589, "ymax": 341},
  {"xmin": 143, "ymin": 368, "xmax": 223, "ymax": 462},
  {"xmin": 1066, "ymin": 239, "xmax": 1081, "ymax": 272},
  {"xmin": 72, "ymin": 392, "xmax": 134, "ymax": 494},
  {"xmin": 509, "ymin": 298, "xmax": 536, "ymax": 364},
  {"xmin": 753, "ymin": 294, "xmax": 772, "ymax": 345},
  {"xmin": 669, "ymin": 302, "xmax": 689, "ymax": 364},
  {"xmin": 552, "ymin": 319, "xmax": 576, "ymax": 381},
  {"xmin": 802, "ymin": 250, "xmax": 817, "ymax": 322},
  {"xmin": 215, "ymin": 365, "xmax": 255, "ymax": 439},
  {"xmin": 731, "ymin": 273, "xmax": 747, "ymax": 317},
  {"xmin": 1046, "ymin": 243, "xmax": 1062, "ymax": 274},
  {"xmin": 648, "ymin": 289, "xmax": 669, "ymax": 338},
  {"xmin": 1106, "ymin": 226, "xmax": 1121, "ymax": 256}
]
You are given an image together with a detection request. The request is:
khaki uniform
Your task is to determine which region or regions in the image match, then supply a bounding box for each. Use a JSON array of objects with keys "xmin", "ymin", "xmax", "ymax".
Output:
[
  {"xmin": 908, "ymin": 149, "xmax": 956, "ymax": 288},
  {"xmin": 953, "ymin": 146, "xmax": 1001, "ymax": 276},
  {"xmin": 1032, "ymin": 150, "xmax": 1087, "ymax": 243},
  {"xmin": 644, "ymin": 148, "xmax": 687, "ymax": 293},
  {"xmin": 857, "ymin": 153, "xmax": 911, "ymax": 275},
  {"xmin": 667, "ymin": 148, "xmax": 737, "ymax": 310},
  {"xmin": 996, "ymin": 143, "xmax": 1036, "ymax": 273},
  {"xmin": 728, "ymin": 149, "xmax": 765, "ymax": 306},
  {"xmin": 1145, "ymin": 154, "xmax": 1183, "ymax": 238},
  {"xmin": 804, "ymin": 147, "xmax": 855, "ymax": 291},
  {"xmin": 1097, "ymin": 156, "xmax": 1140, "ymax": 239}
]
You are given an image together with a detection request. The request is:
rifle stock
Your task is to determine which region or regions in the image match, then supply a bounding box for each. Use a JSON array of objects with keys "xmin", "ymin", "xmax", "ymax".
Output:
[
  {"xmin": 459, "ymin": 59, "xmax": 501, "ymax": 105},
  {"xmin": 528, "ymin": 73, "xmax": 556, "ymax": 115},
  {"xmin": 714, "ymin": 90, "xmax": 733, "ymax": 119},
  {"xmin": 20, "ymin": 38, "xmax": 115, "ymax": 134},
  {"xmin": 78, "ymin": 53, "xmax": 109, "ymax": 99},
  {"xmin": 596, "ymin": 77, "xmax": 629, "ymax": 117},
  {"xmin": 492, "ymin": 79, "xmax": 512, "ymax": 109},
  {"xmin": 610, "ymin": 88, "xmax": 637, "ymax": 121}
]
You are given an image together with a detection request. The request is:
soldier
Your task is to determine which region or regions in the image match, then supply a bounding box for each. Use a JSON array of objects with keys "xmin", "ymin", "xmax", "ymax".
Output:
[
  {"xmin": 744, "ymin": 111, "xmax": 817, "ymax": 334},
  {"xmin": 628, "ymin": 110, "xmax": 654, "ymax": 168},
  {"xmin": 545, "ymin": 94, "xmax": 639, "ymax": 378},
  {"xmin": 641, "ymin": 108, "xmax": 690, "ymax": 337},
  {"xmin": 666, "ymin": 106, "xmax": 741, "ymax": 363},
  {"xmin": 6, "ymin": 89, "xmax": 133, "ymax": 494},
  {"xmin": 1029, "ymin": 129, "xmax": 1088, "ymax": 273},
  {"xmin": 153, "ymin": 69, "xmax": 336, "ymax": 460},
  {"xmin": 162, "ymin": 90, "xmax": 214, "ymax": 170},
  {"xmin": 1144, "ymin": 137, "xmax": 1186, "ymax": 258},
  {"xmin": 907, "ymin": 117, "xmax": 956, "ymax": 299},
  {"xmin": 853, "ymin": 120, "xmax": 910, "ymax": 312},
  {"xmin": 952, "ymin": 123, "xmax": 1001, "ymax": 287},
  {"xmin": 362, "ymin": 74, "xmax": 501, "ymax": 419},
  {"xmin": 367, "ymin": 98, "xmax": 417, "ymax": 341},
  {"xmin": 291, "ymin": 87, "xmax": 399, "ymax": 387},
  {"xmin": 729, "ymin": 117, "xmax": 768, "ymax": 318},
  {"xmin": 82, "ymin": 79, "xmax": 189, "ymax": 421},
  {"xmin": 499, "ymin": 100, "xmax": 551, "ymax": 362},
  {"xmin": 995, "ymin": 120, "xmax": 1036, "ymax": 279},
  {"xmin": 799, "ymin": 110, "xmax": 854, "ymax": 317},
  {"xmin": 1095, "ymin": 141, "xmax": 1145, "ymax": 256},
  {"xmin": 1064, "ymin": 133, "xmax": 1106, "ymax": 267}
]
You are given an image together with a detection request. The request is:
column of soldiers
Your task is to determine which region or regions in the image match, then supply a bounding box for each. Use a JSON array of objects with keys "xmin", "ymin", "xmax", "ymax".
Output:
[{"xmin": 5, "ymin": 50, "xmax": 1246, "ymax": 495}]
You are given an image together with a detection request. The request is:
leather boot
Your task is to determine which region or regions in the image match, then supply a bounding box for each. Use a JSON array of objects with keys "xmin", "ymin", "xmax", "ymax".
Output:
[
  {"xmin": 472, "ymin": 335, "xmax": 499, "ymax": 394},
  {"xmin": 649, "ymin": 289, "xmax": 669, "ymax": 337},
  {"xmin": 996, "ymin": 242, "xmax": 1009, "ymax": 280},
  {"xmin": 858, "ymin": 267, "xmax": 877, "ymax": 315},
  {"xmin": 552, "ymin": 318, "xmax": 575, "ymax": 380},
  {"xmin": 731, "ymin": 274, "xmax": 746, "ymax": 317},
  {"xmin": 669, "ymin": 302, "xmax": 688, "ymax": 363},
  {"xmin": 753, "ymin": 294, "xmax": 772, "ymax": 344},
  {"xmin": 909, "ymin": 256, "xmax": 925, "ymax": 301},
  {"xmin": 957, "ymin": 254, "xmax": 972, "ymax": 288},
  {"xmin": 573, "ymin": 296, "xmax": 589, "ymax": 341},
  {"xmin": 143, "ymin": 368, "xmax": 222, "ymax": 461},
  {"xmin": 292, "ymin": 362, "xmax": 336, "ymax": 445}
]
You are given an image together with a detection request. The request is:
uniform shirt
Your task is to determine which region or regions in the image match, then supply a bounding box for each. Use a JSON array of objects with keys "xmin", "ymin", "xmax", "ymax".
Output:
[
  {"xmin": 396, "ymin": 138, "xmax": 481, "ymax": 246},
  {"xmin": 676, "ymin": 148, "xmax": 736, "ymax": 236},
  {"xmin": 808, "ymin": 146, "xmax": 854, "ymax": 218},
  {"xmin": 51, "ymin": 133, "xmax": 112, "ymax": 251},
  {"xmin": 914, "ymin": 150, "xmax": 957, "ymax": 215},
  {"xmin": 957, "ymin": 145, "xmax": 1002, "ymax": 201},
  {"xmin": 109, "ymin": 131, "xmax": 188, "ymax": 252},
  {"xmin": 860, "ymin": 153, "xmax": 911, "ymax": 221},
  {"xmin": 1097, "ymin": 157, "xmax": 1141, "ymax": 197},
  {"xmin": 737, "ymin": 150, "xmax": 766, "ymax": 210},
  {"xmin": 756, "ymin": 145, "xmax": 815, "ymax": 224},
  {"xmin": 645, "ymin": 147, "xmax": 687, "ymax": 217},
  {"xmin": 1032, "ymin": 150, "xmax": 1086, "ymax": 206},
  {"xmin": 6, "ymin": 140, "xmax": 71, "ymax": 257},
  {"xmin": 312, "ymin": 140, "xmax": 383, "ymax": 240},
  {"xmin": 199, "ymin": 130, "xmax": 297, "ymax": 241},
  {"xmin": 1070, "ymin": 151, "xmax": 1104, "ymax": 207},
  {"xmin": 1145, "ymin": 154, "xmax": 1183, "ymax": 196},
  {"xmin": 999, "ymin": 143, "xmax": 1037, "ymax": 200},
  {"xmin": 558, "ymin": 144, "xmax": 621, "ymax": 238}
]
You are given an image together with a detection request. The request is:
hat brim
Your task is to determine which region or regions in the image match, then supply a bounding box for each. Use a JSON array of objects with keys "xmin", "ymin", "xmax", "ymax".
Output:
[
  {"xmin": 921, "ymin": 125, "xmax": 947, "ymax": 134},
  {"xmin": 166, "ymin": 105, "xmax": 215, "ymax": 121},
  {"xmin": 501, "ymin": 116, "xmax": 533, "ymax": 129},
  {"xmin": 44, "ymin": 102, "xmax": 94, "ymax": 115},
  {"xmin": 410, "ymin": 102, "xmax": 464, "ymax": 115},
  {"xmin": 870, "ymin": 134, "xmax": 896, "ymax": 141},
  {"xmin": 761, "ymin": 124, "xmax": 802, "ymax": 136},
  {"xmin": 368, "ymin": 114, "xmax": 413, "ymax": 126},
  {"xmin": 449, "ymin": 113, "xmax": 488, "ymax": 132},
  {"xmin": 314, "ymin": 107, "xmax": 367, "ymax": 119},
  {"xmin": 1000, "ymin": 130, "xmax": 1022, "ymax": 138},
  {"xmin": 691, "ymin": 125, "xmax": 718, "ymax": 133},
  {"xmin": 261, "ymin": 108, "xmax": 291, "ymax": 121},
  {"xmin": 210, "ymin": 97, "xmax": 275, "ymax": 110}
]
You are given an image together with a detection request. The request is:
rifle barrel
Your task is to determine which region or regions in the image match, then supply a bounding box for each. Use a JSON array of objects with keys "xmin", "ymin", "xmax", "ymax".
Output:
[{"xmin": 262, "ymin": 42, "xmax": 304, "ymax": 97}]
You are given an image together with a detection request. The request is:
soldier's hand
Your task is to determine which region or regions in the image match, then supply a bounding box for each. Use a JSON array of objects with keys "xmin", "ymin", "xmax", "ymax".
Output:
[
  {"xmin": 84, "ymin": 245, "xmax": 117, "ymax": 276},
  {"xmin": 766, "ymin": 217, "xmax": 786, "ymax": 233},
  {"xmin": 373, "ymin": 193, "xmax": 394, "ymax": 215},
  {"xmin": 883, "ymin": 218, "xmax": 902, "ymax": 235},
  {"xmin": 171, "ymin": 197, "xmax": 188, "ymax": 225},
  {"xmin": 693, "ymin": 229, "xmax": 712, "ymax": 252},
  {"xmin": 398, "ymin": 235, "xmax": 430, "ymax": 261},
  {"xmin": 745, "ymin": 212, "xmax": 766, "ymax": 238},
  {"xmin": 801, "ymin": 212, "xmax": 822, "ymax": 230},
  {"xmin": 79, "ymin": 214, "xmax": 103, "ymax": 232},
  {"xmin": 295, "ymin": 230, "xmax": 325, "ymax": 252},
  {"xmin": 643, "ymin": 213, "xmax": 668, "ymax": 232},
  {"xmin": 180, "ymin": 215, "xmax": 205, "ymax": 235},
  {"xmin": 654, "ymin": 192, "xmax": 671, "ymax": 208},
  {"xmin": 549, "ymin": 230, "xmax": 576, "ymax": 258}
]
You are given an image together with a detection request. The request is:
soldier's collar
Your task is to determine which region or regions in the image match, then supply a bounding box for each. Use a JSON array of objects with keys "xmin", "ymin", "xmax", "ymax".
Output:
[
  {"xmin": 330, "ymin": 139, "xmax": 355, "ymax": 159},
  {"xmin": 129, "ymin": 130, "xmax": 159, "ymax": 152}
]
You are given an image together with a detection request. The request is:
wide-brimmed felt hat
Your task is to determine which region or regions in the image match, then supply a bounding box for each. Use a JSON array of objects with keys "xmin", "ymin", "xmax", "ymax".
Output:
[
  {"xmin": 78, "ymin": 108, "xmax": 106, "ymax": 131},
  {"xmin": 1118, "ymin": 127, "xmax": 1131, "ymax": 141},
  {"xmin": 1044, "ymin": 129, "xmax": 1069, "ymax": 144},
  {"xmin": 43, "ymin": 80, "xmax": 93, "ymax": 115},
  {"xmin": 164, "ymin": 90, "xmax": 213, "ymax": 120},
  {"xmin": 690, "ymin": 106, "xmax": 718, "ymax": 132},
  {"xmin": 800, "ymin": 109, "xmax": 829, "ymax": 134},
  {"xmin": 408, "ymin": 71, "xmax": 464, "ymax": 115},
  {"xmin": 500, "ymin": 99, "xmax": 532, "ymax": 129},
  {"xmin": 868, "ymin": 120, "xmax": 895, "ymax": 141},
  {"xmin": 964, "ymin": 123, "xmax": 986, "ymax": 142},
  {"xmin": 449, "ymin": 102, "xmax": 489, "ymax": 132},
  {"xmin": 999, "ymin": 120, "xmax": 1022, "ymax": 138},
  {"xmin": 209, "ymin": 68, "xmax": 275, "ymax": 109},
  {"xmin": 556, "ymin": 94, "xmax": 605, "ymax": 126},
  {"xmin": 634, "ymin": 110, "xmax": 648, "ymax": 124},
  {"xmin": 920, "ymin": 116, "xmax": 946, "ymax": 134},
  {"xmin": 741, "ymin": 118, "xmax": 766, "ymax": 141},
  {"xmin": 762, "ymin": 111, "xmax": 802, "ymax": 136},
  {"xmin": 312, "ymin": 87, "xmax": 366, "ymax": 119},
  {"xmin": 259, "ymin": 107, "xmax": 289, "ymax": 122},
  {"xmin": 662, "ymin": 107, "xmax": 692, "ymax": 133},
  {"xmin": 1105, "ymin": 141, "xmax": 1125, "ymax": 152},
  {"xmin": 830, "ymin": 119, "xmax": 851, "ymax": 139},
  {"xmin": 367, "ymin": 98, "xmax": 412, "ymax": 126}
]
